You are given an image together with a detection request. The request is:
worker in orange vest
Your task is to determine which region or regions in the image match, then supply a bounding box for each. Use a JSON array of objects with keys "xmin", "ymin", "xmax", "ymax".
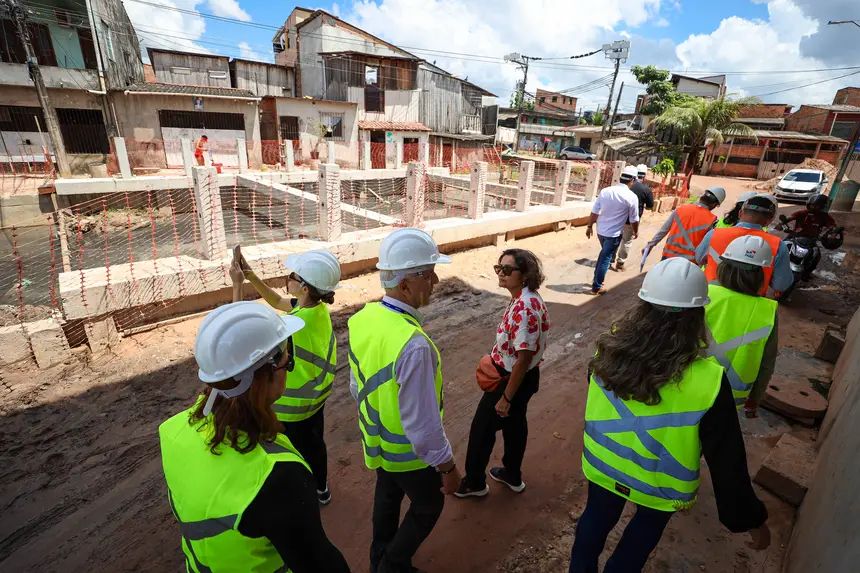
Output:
[
  {"xmin": 695, "ymin": 194, "xmax": 792, "ymax": 296},
  {"xmin": 644, "ymin": 187, "xmax": 726, "ymax": 261}
]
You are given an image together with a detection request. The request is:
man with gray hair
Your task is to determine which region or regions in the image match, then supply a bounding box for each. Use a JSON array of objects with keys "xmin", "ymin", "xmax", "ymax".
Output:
[{"xmin": 348, "ymin": 228, "xmax": 460, "ymax": 573}]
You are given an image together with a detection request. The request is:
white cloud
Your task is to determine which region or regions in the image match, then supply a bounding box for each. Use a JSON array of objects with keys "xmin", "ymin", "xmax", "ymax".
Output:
[
  {"xmin": 206, "ymin": 0, "xmax": 251, "ymax": 22},
  {"xmin": 126, "ymin": 0, "xmax": 210, "ymax": 58},
  {"xmin": 654, "ymin": 17, "xmax": 670, "ymax": 27},
  {"xmin": 237, "ymin": 41, "xmax": 271, "ymax": 62}
]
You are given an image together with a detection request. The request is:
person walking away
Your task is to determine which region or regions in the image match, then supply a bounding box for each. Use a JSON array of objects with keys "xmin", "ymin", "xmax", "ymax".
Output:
[
  {"xmin": 643, "ymin": 186, "xmax": 725, "ymax": 262},
  {"xmin": 456, "ymin": 249, "xmax": 551, "ymax": 498},
  {"xmin": 159, "ymin": 301, "xmax": 350, "ymax": 572},
  {"xmin": 781, "ymin": 194, "xmax": 836, "ymax": 278},
  {"xmin": 612, "ymin": 164, "xmax": 655, "ymax": 271},
  {"xmin": 696, "ymin": 194, "xmax": 791, "ymax": 296},
  {"xmin": 705, "ymin": 236, "xmax": 778, "ymax": 418},
  {"xmin": 586, "ymin": 165, "xmax": 640, "ymax": 295},
  {"xmin": 568, "ymin": 258, "xmax": 770, "ymax": 573},
  {"xmin": 194, "ymin": 134, "xmax": 209, "ymax": 166},
  {"xmin": 348, "ymin": 228, "xmax": 461, "ymax": 573},
  {"xmin": 716, "ymin": 191, "xmax": 757, "ymax": 229},
  {"xmin": 231, "ymin": 246, "xmax": 341, "ymax": 505}
]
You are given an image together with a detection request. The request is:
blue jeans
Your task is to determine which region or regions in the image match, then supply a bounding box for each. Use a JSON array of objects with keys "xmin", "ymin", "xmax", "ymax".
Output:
[
  {"xmin": 569, "ymin": 481, "xmax": 672, "ymax": 573},
  {"xmin": 592, "ymin": 234, "xmax": 623, "ymax": 291}
]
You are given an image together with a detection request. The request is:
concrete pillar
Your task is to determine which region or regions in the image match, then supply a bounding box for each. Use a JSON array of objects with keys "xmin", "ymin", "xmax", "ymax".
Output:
[
  {"xmin": 516, "ymin": 160, "xmax": 534, "ymax": 212},
  {"xmin": 283, "ymin": 141, "xmax": 294, "ymax": 172},
  {"xmin": 181, "ymin": 138, "xmax": 194, "ymax": 177},
  {"xmin": 113, "ymin": 137, "xmax": 131, "ymax": 178},
  {"xmin": 192, "ymin": 166, "xmax": 228, "ymax": 260},
  {"xmin": 318, "ymin": 163, "xmax": 342, "ymax": 241},
  {"xmin": 554, "ymin": 160, "xmax": 572, "ymax": 206},
  {"xmin": 405, "ymin": 161, "xmax": 426, "ymax": 227},
  {"xmin": 469, "ymin": 161, "xmax": 487, "ymax": 219},
  {"xmin": 584, "ymin": 162, "xmax": 601, "ymax": 201},
  {"xmin": 327, "ymin": 141, "xmax": 336, "ymax": 164},
  {"xmin": 237, "ymin": 138, "xmax": 249, "ymax": 172},
  {"xmin": 419, "ymin": 139, "xmax": 430, "ymax": 165},
  {"xmin": 395, "ymin": 140, "xmax": 404, "ymax": 169},
  {"xmin": 611, "ymin": 160, "xmax": 625, "ymax": 184},
  {"xmin": 362, "ymin": 140, "xmax": 372, "ymax": 170}
]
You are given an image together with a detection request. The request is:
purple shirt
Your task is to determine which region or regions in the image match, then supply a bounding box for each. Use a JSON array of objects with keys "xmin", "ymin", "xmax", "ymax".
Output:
[{"xmin": 349, "ymin": 296, "xmax": 453, "ymax": 467}]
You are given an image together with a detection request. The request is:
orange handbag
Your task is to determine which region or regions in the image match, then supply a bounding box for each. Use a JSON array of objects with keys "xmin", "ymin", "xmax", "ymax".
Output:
[{"xmin": 476, "ymin": 355, "xmax": 507, "ymax": 392}]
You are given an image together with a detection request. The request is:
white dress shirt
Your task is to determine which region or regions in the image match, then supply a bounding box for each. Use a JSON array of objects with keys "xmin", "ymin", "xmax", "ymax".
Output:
[{"xmin": 592, "ymin": 183, "xmax": 640, "ymax": 238}]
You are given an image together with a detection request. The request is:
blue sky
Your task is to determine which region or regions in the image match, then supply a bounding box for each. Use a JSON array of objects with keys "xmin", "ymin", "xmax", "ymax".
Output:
[{"xmin": 126, "ymin": 0, "xmax": 859, "ymax": 110}]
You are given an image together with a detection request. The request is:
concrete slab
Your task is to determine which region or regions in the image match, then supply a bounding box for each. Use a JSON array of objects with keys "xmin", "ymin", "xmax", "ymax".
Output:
[
  {"xmin": 762, "ymin": 374, "xmax": 828, "ymax": 423},
  {"xmin": 815, "ymin": 327, "xmax": 845, "ymax": 363},
  {"xmin": 84, "ymin": 316, "xmax": 121, "ymax": 353},
  {"xmin": 0, "ymin": 323, "xmax": 32, "ymax": 365},
  {"xmin": 26, "ymin": 316, "xmax": 71, "ymax": 368},
  {"xmin": 754, "ymin": 433, "xmax": 815, "ymax": 506}
]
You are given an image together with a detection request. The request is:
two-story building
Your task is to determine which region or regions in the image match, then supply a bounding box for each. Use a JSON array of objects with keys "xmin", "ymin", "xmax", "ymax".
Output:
[
  {"xmin": 535, "ymin": 89, "xmax": 576, "ymax": 115},
  {"xmin": 0, "ymin": 0, "xmax": 143, "ymax": 174},
  {"xmin": 498, "ymin": 107, "xmax": 580, "ymax": 154},
  {"xmin": 670, "ymin": 74, "xmax": 727, "ymax": 99}
]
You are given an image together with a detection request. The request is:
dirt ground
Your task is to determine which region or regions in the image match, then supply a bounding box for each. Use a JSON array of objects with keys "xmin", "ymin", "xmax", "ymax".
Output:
[{"xmin": 2, "ymin": 175, "xmax": 859, "ymax": 573}]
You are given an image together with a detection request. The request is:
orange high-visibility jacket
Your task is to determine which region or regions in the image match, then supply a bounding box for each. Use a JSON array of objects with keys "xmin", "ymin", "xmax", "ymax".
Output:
[
  {"xmin": 704, "ymin": 227, "xmax": 782, "ymax": 295},
  {"xmin": 662, "ymin": 204, "xmax": 717, "ymax": 261}
]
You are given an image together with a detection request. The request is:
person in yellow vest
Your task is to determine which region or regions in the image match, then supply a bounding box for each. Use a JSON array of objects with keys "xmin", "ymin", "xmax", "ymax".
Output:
[
  {"xmin": 348, "ymin": 228, "xmax": 460, "ymax": 573},
  {"xmin": 568, "ymin": 258, "xmax": 770, "ymax": 573},
  {"xmin": 230, "ymin": 246, "xmax": 341, "ymax": 505},
  {"xmin": 695, "ymin": 194, "xmax": 792, "ymax": 296},
  {"xmin": 705, "ymin": 235, "xmax": 778, "ymax": 418},
  {"xmin": 158, "ymin": 301, "xmax": 350, "ymax": 572},
  {"xmin": 643, "ymin": 186, "xmax": 725, "ymax": 261}
]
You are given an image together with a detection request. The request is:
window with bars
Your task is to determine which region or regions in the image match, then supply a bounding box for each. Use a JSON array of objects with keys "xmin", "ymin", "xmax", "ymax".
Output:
[
  {"xmin": 319, "ymin": 112, "xmax": 344, "ymax": 141},
  {"xmin": 158, "ymin": 110, "xmax": 245, "ymax": 130}
]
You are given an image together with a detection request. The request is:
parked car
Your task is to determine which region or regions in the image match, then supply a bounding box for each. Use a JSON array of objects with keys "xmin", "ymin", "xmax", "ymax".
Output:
[
  {"xmin": 774, "ymin": 169, "xmax": 828, "ymax": 201},
  {"xmin": 557, "ymin": 146, "xmax": 596, "ymax": 161}
]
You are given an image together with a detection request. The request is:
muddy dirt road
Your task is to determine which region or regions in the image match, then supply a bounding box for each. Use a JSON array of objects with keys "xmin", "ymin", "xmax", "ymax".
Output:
[{"xmin": 2, "ymin": 183, "xmax": 859, "ymax": 572}]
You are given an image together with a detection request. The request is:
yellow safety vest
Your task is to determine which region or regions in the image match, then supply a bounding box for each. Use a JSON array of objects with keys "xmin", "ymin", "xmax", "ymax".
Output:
[
  {"xmin": 705, "ymin": 284, "xmax": 777, "ymax": 407},
  {"xmin": 274, "ymin": 303, "xmax": 337, "ymax": 423},
  {"xmin": 159, "ymin": 404, "xmax": 309, "ymax": 572},
  {"xmin": 582, "ymin": 357, "xmax": 723, "ymax": 512},
  {"xmin": 348, "ymin": 302, "xmax": 443, "ymax": 472}
]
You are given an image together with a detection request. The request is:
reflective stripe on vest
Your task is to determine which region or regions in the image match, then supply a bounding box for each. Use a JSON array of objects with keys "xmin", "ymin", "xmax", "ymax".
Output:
[
  {"xmin": 581, "ymin": 358, "xmax": 723, "ymax": 512},
  {"xmin": 348, "ymin": 302, "xmax": 443, "ymax": 472},
  {"xmin": 704, "ymin": 227, "xmax": 782, "ymax": 295},
  {"xmin": 662, "ymin": 205, "xmax": 716, "ymax": 260},
  {"xmin": 159, "ymin": 406, "xmax": 308, "ymax": 572},
  {"xmin": 274, "ymin": 304, "xmax": 337, "ymax": 422},
  {"xmin": 705, "ymin": 285, "xmax": 777, "ymax": 407}
]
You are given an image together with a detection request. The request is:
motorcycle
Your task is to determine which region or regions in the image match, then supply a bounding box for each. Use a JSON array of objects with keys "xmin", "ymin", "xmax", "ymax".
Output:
[{"xmin": 776, "ymin": 214, "xmax": 844, "ymax": 299}]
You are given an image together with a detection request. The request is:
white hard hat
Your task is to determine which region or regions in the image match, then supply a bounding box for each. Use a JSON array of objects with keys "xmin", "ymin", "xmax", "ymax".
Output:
[
  {"xmin": 195, "ymin": 302, "xmax": 305, "ymax": 414},
  {"xmin": 376, "ymin": 228, "xmax": 451, "ymax": 271},
  {"xmin": 721, "ymin": 235, "xmax": 774, "ymax": 268},
  {"xmin": 636, "ymin": 164, "xmax": 648, "ymax": 175},
  {"xmin": 703, "ymin": 186, "xmax": 727, "ymax": 205},
  {"xmin": 736, "ymin": 191, "xmax": 757, "ymax": 205},
  {"xmin": 638, "ymin": 258, "xmax": 710, "ymax": 308},
  {"xmin": 285, "ymin": 250, "xmax": 341, "ymax": 293},
  {"xmin": 743, "ymin": 193, "xmax": 778, "ymax": 214},
  {"xmin": 620, "ymin": 165, "xmax": 638, "ymax": 180}
]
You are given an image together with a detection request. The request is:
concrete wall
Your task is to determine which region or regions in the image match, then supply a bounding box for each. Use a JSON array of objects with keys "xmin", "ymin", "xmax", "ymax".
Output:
[
  {"xmin": 275, "ymin": 97, "xmax": 359, "ymax": 165},
  {"xmin": 785, "ymin": 308, "xmax": 860, "ymax": 572},
  {"xmin": 0, "ymin": 62, "xmax": 100, "ymax": 91},
  {"xmin": 675, "ymin": 77, "xmax": 721, "ymax": 98},
  {"xmin": 111, "ymin": 93, "xmax": 262, "ymax": 167},
  {"xmin": 351, "ymin": 87, "xmax": 420, "ymax": 123}
]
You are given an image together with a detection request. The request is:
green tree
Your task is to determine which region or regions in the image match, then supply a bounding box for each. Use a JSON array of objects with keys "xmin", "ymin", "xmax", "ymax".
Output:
[
  {"xmin": 655, "ymin": 96, "xmax": 759, "ymax": 182},
  {"xmin": 631, "ymin": 65, "xmax": 692, "ymax": 117},
  {"xmin": 509, "ymin": 91, "xmax": 535, "ymax": 110},
  {"xmin": 592, "ymin": 110, "xmax": 605, "ymax": 126}
]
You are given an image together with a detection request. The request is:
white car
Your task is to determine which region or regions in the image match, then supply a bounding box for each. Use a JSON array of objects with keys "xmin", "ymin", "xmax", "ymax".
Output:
[
  {"xmin": 774, "ymin": 169, "xmax": 827, "ymax": 201},
  {"xmin": 557, "ymin": 146, "xmax": 596, "ymax": 161}
]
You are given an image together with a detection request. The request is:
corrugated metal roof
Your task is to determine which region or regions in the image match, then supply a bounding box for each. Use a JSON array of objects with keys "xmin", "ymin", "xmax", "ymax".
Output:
[
  {"xmin": 803, "ymin": 104, "xmax": 860, "ymax": 112},
  {"xmin": 736, "ymin": 117, "xmax": 785, "ymax": 126},
  {"xmin": 749, "ymin": 129, "xmax": 848, "ymax": 144},
  {"xmin": 358, "ymin": 121, "xmax": 430, "ymax": 131},
  {"xmin": 123, "ymin": 83, "xmax": 258, "ymax": 99}
]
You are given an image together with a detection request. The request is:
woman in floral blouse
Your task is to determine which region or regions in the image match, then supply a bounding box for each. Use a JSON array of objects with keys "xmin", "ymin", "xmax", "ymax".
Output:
[{"xmin": 456, "ymin": 248, "xmax": 550, "ymax": 498}]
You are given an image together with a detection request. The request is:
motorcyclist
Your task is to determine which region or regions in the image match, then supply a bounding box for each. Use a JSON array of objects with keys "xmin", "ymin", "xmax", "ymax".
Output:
[{"xmin": 781, "ymin": 194, "xmax": 836, "ymax": 239}]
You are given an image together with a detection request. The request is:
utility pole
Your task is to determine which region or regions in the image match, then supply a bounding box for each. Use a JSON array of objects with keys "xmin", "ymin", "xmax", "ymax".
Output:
[
  {"xmin": 3, "ymin": 0, "xmax": 70, "ymax": 176},
  {"xmin": 505, "ymin": 52, "xmax": 541, "ymax": 154},
  {"xmin": 600, "ymin": 40, "xmax": 630, "ymax": 140},
  {"xmin": 608, "ymin": 81, "xmax": 625, "ymax": 138}
]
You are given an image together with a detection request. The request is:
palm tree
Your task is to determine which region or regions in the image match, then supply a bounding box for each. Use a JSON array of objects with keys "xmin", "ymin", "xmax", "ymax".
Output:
[{"xmin": 655, "ymin": 96, "xmax": 759, "ymax": 184}]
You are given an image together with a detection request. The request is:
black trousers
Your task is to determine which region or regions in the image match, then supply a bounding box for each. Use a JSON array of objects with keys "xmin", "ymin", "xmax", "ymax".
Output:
[
  {"xmin": 280, "ymin": 406, "xmax": 328, "ymax": 491},
  {"xmin": 463, "ymin": 366, "xmax": 540, "ymax": 488},
  {"xmin": 370, "ymin": 467, "xmax": 445, "ymax": 573},
  {"xmin": 569, "ymin": 481, "xmax": 673, "ymax": 573}
]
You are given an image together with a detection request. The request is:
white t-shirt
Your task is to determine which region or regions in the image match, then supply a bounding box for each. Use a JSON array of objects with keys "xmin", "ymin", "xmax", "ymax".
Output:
[
  {"xmin": 490, "ymin": 288, "xmax": 550, "ymax": 372},
  {"xmin": 592, "ymin": 183, "xmax": 640, "ymax": 238}
]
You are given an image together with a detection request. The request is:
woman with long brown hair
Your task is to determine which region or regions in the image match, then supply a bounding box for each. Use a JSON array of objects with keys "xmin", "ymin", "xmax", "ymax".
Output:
[
  {"xmin": 158, "ymin": 301, "xmax": 349, "ymax": 572},
  {"xmin": 568, "ymin": 258, "xmax": 770, "ymax": 573},
  {"xmin": 456, "ymin": 248, "xmax": 550, "ymax": 498}
]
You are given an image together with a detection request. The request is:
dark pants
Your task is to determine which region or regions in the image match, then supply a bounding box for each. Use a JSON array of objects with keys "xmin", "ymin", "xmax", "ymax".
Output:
[
  {"xmin": 280, "ymin": 406, "xmax": 328, "ymax": 491},
  {"xmin": 593, "ymin": 235, "xmax": 623, "ymax": 291},
  {"xmin": 463, "ymin": 367, "xmax": 540, "ymax": 488},
  {"xmin": 371, "ymin": 467, "xmax": 445, "ymax": 573},
  {"xmin": 569, "ymin": 481, "xmax": 673, "ymax": 573}
]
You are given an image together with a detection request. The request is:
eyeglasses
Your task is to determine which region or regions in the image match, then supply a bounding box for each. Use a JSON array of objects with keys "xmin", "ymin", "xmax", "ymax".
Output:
[
  {"xmin": 493, "ymin": 264, "xmax": 521, "ymax": 276},
  {"xmin": 288, "ymin": 273, "xmax": 306, "ymax": 287},
  {"xmin": 268, "ymin": 339, "xmax": 295, "ymax": 373}
]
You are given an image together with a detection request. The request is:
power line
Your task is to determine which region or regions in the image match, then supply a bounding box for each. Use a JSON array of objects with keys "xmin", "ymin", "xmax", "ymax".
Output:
[{"xmin": 750, "ymin": 69, "xmax": 860, "ymax": 97}]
